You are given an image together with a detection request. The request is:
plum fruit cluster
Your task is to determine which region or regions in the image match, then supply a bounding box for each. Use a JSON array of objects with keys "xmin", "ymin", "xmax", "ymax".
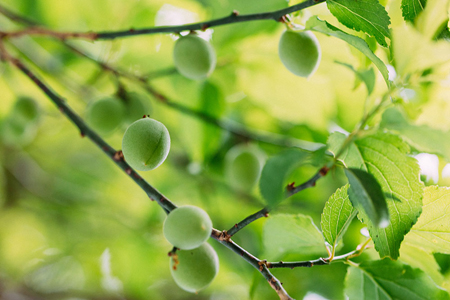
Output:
[
  {"xmin": 121, "ymin": 117, "xmax": 170, "ymax": 171},
  {"xmin": 163, "ymin": 206, "xmax": 218, "ymax": 293},
  {"xmin": 173, "ymin": 29, "xmax": 321, "ymax": 80},
  {"xmin": 86, "ymin": 93, "xmax": 150, "ymax": 135}
]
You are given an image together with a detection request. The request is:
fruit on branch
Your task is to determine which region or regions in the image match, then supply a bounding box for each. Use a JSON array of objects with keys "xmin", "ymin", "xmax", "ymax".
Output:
[
  {"xmin": 225, "ymin": 144, "xmax": 266, "ymax": 191},
  {"xmin": 86, "ymin": 97, "xmax": 125, "ymax": 135},
  {"xmin": 121, "ymin": 117, "xmax": 170, "ymax": 171},
  {"xmin": 170, "ymin": 243, "xmax": 219, "ymax": 293},
  {"xmin": 0, "ymin": 97, "xmax": 40, "ymax": 145},
  {"xmin": 123, "ymin": 92, "xmax": 151, "ymax": 126},
  {"xmin": 278, "ymin": 29, "xmax": 321, "ymax": 78},
  {"xmin": 163, "ymin": 205, "xmax": 212, "ymax": 250},
  {"xmin": 173, "ymin": 34, "xmax": 216, "ymax": 80}
]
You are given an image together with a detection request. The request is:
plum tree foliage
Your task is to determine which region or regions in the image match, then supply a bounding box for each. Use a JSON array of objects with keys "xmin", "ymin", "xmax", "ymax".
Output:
[
  {"xmin": 163, "ymin": 205, "xmax": 213, "ymax": 250},
  {"xmin": 121, "ymin": 117, "xmax": 170, "ymax": 171},
  {"xmin": 1, "ymin": 1, "xmax": 450, "ymax": 300}
]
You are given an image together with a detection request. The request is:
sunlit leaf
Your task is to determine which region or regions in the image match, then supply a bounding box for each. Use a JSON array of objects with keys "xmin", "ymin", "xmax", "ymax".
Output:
[
  {"xmin": 381, "ymin": 107, "xmax": 450, "ymax": 160},
  {"xmin": 263, "ymin": 214, "xmax": 328, "ymax": 259},
  {"xmin": 404, "ymin": 186, "xmax": 450, "ymax": 254},
  {"xmin": 400, "ymin": 242, "xmax": 444, "ymax": 285},
  {"xmin": 345, "ymin": 259, "xmax": 450, "ymax": 300},
  {"xmin": 321, "ymin": 184, "xmax": 356, "ymax": 250},
  {"xmin": 326, "ymin": 0, "xmax": 391, "ymax": 47},
  {"xmin": 393, "ymin": 24, "xmax": 450, "ymax": 76}
]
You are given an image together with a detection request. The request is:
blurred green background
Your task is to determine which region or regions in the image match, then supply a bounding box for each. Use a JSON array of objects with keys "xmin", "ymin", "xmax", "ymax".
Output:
[{"xmin": 1, "ymin": 0, "xmax": 450, "ymax": 299}]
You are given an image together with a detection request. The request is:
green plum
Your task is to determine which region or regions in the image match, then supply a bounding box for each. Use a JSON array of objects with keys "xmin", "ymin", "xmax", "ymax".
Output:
[
  {"xmin": 225, "ymin": 144, "xmax": 266, "ymax": 191},
  {"xmin": 163, "ymin": 205, "xmax": 212, "ymax": 250},
  {"xmin": 278, "ymin": 30, "xmax": 321, "ymax": 78},
  {"xmin": 0, "ymin": 97, "xmax": 39, "ymax": 146},
  {"xmin": 170, "ymin": 243, "xmax": 219, "ymax": 293},
  {"xmin": 86, "ymin": 97, "xmax": 125, "ymax": 135},
  {"xmin": 121, "ymin": 118, "xmax": 170, "ymax": 171},
  {"xmin": 12, "ymin": 97, "xmax": 40, "ymax": 125},
  {"xmin": 173, "ymin": 35, "xmax": 216, "ymax": 80}
]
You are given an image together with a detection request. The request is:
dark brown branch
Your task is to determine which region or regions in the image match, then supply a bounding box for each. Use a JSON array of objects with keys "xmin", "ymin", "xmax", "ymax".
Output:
[
  {"xmin": 211, "ymin": 229, "xmax": 293, "ymax": 300},
  {"xmin": 227, "ymin": 207, "xmax": 269, "ymax": 237},
  {"xmin": 267, "ymin": 258, "xmax": 329, "ymax": 269},
  {"xmin": 0, "ymin": 4, "xmax": 38, "ymax": 26},
  {"xmin": 0, "ymin": 1, "xmax": 324, "ymax": 41}
]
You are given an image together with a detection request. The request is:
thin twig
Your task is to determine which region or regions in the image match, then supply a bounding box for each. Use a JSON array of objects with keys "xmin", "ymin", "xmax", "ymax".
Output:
[
  {"xmin": 226, "ymin": 207, "xmax": 269, "ymax": 237},
  {"xmin": 0, "ymin": 4, "xmax": 38, "ymax": 26},
  {"xmin": 95, "ymin": 0, "xmax": 325, "ymax": 40}
]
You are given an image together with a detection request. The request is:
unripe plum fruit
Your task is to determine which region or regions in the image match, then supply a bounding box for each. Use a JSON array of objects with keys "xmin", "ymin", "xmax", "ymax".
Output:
[
  {"xmin": 278, "ymin": 30, "xmax": 321, "ymax": 78},
  {"xmin": 123, "ymin": 92, "xmax": 151, "ymax": 125},
  {"xmin": 173, "ymin": 35, "xmax": 216, "ymax": 80},
  {"xmin": 225, "ymin": 144, "xmax": 266, "ymax": 191},
  {"xmin": 1, "ymin": 97, "xmax": 39, "ymax": 145},
  {"xmin": 121, "ymin": 118, "xmax": 170, "ymax": 171},
  {"xmin": 12, "ymin": 97, "xmax": 40, "ymax": 125},
  {"xmin": 86, "ymin": 97, "xmax": 125, "ymax": 135},
  {"xmin": 163, "ymin": 205, "xmax": 212, "ymax": 250},
  {"xmin": 170, "ymin": 243, "xmax": 219, "ymax": 293}
]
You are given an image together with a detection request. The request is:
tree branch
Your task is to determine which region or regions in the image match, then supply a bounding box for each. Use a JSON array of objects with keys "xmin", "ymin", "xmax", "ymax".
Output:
[
  {"xmin": 95, "ymin": 0, "xmax": 325, "ymax": 40},
  {"xmin": 0, "ymin": 1, "xmax": 325, "ymax": 41},
  {"xmin": 226, "ymin": 207, "xmax": 269, "ymax": 236}
]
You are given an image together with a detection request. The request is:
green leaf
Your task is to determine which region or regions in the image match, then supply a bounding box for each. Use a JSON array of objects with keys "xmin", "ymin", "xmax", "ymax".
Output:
[
  {"xmin": 402, "ymin": 0, "xmax": 427, "ymax": 22},
  {"xmin": 263, "ymin": 214, "xmax": 328, "ymax": 259},
  {"xmin": 380, "ymin": 107, "xmax": 450, "ymax": 160},
  {"xmin": 199, "ymin": 81, "xmax": 225, "ymax": 160},
  {"xmin": 345, "ymin": 168, "xmax": 390, "ymax": 229},
  {"xmin": 306, "ymin": 17, "xmax": 389, "ymax": 85},
  {"xmin": 329, "ymin": 132, "xmax": 423, "ymax": 259},
  {"xmin": 259, "ymin": 149, "xmax": 310, "ymax": 206},
  {"xmin": 404, "ymin": 186, "xmax": 450, "ymax": 254},
  {"xmin": 354, "ymin": 133, "xmax": 423, "ymax": 259},
  {"xmin": 335, "ymin": 62, "xmax": 376, "ymax": 95},
  {"xmin": 321, "ymin": 184, "xmax": 357, "ymax": 250},
  {"xmin": 326, "ymin": 0, "xmax": 391, "ymax": 47},
  {"xmin": 392, "ymin": 25, "xmax": 450, "ymax": 76},
  {"xmin": 400, "ymin": 242, "xmax": 444, "ymax": 285},
  {"xmin": 345, "ymin": 259, "xmax": 450, "ymax": 300},
  {"xmin": 327, "ymin": 132, "xmax": 366, "ymax": 170}
]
